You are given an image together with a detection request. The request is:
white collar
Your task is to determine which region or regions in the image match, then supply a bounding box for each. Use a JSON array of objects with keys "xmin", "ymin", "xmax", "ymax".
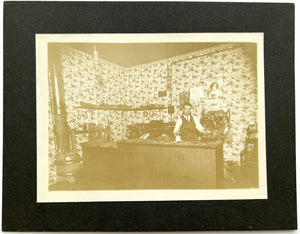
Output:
[{"xmin": 183, "ymin": 114, "xmax": 192, "ymax": 119}]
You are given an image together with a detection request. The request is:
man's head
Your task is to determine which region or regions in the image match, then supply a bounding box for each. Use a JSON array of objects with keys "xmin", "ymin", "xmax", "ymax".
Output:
[
  {"xmin": 210, "ymin": 82, "xmax": 219, "ymax": 90},
  {"xmin": 182, "ymin": 102, "xmax": 192, "ymax": 116}
]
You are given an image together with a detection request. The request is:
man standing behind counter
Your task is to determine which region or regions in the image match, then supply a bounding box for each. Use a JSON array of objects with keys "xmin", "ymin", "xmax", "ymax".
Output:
[{"xmin": 173, "ymin": 102, "xmax": 206, "ymax": 142}]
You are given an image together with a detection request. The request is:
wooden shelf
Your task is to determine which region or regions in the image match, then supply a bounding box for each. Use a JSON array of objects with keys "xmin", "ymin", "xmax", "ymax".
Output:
[{"xmin": 76, "ymin": 105, "xmax": 166, "ymax": 111}]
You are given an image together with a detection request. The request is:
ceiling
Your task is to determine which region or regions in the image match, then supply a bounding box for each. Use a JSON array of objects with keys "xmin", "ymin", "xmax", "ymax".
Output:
[{"xmin": 53, "ymin": 43, "xmax": 224, "ymax": 67}]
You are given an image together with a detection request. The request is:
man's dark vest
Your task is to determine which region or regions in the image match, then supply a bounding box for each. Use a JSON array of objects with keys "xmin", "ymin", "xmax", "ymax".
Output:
[{"xmin": 180, "ymin": 115, "xmax": 199, "ymax": 141}]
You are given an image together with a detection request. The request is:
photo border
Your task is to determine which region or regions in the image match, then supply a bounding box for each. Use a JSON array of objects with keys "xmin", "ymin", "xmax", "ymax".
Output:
[
  {"xmin": 37, "ymin": 33, "xmax": 267, "ymax": 202},
  {"xmin": 3, "ymin": 2, "xmax": 296, "ymax": 231}
]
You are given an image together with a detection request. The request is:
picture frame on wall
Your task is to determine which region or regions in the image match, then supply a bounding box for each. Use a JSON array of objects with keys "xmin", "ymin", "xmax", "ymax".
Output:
[{"xmin": 207, "ymin": 78, "xmax": 223, "ymax": 99}]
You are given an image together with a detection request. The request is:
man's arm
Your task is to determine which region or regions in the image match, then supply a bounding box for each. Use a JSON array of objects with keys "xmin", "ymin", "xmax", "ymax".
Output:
[
  {"xmin": 193, "ymin": 116, "xmax": 205, "ymax": 133},
  {"xmin": 173, "ymin": 117, "xmax": 182, "ymax": 135}
]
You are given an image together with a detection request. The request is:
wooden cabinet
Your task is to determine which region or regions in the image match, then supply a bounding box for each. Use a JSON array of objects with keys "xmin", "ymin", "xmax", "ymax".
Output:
[
  {"xmin": 244, "ymin": 137, "xmax": 258, "ymax": 187},
  {"xmin": 80, "ymin": 141, "xmax": 121, "ymax": 189}
]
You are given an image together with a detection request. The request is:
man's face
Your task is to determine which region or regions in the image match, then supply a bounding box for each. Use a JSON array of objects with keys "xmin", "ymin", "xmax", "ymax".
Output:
[{"xmin": 183, "ymin": 105, "xmax": 192, "ymax": 116}]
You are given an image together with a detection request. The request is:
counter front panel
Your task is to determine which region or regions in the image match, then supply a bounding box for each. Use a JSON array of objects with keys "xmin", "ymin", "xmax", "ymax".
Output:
[{"xmin": 118, "ymin": 140, "xmax": 224, "ymax": 189}]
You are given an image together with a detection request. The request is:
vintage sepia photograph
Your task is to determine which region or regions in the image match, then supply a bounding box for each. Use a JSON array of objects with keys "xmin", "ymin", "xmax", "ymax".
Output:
[{"xmin": 36, "ymin": 33, "xmax": 267, "ymax": 202}]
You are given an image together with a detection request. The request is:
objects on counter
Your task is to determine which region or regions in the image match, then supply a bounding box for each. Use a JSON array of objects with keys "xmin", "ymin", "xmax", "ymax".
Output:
[
  {"xmin": 175, "ymin": 135, "xmax": 182, "ymax": 142},
  {"xmin": 106, "ymin": 124, "xmax": 111, "ymax": 141},
  {"xmin": 127, "ymin": 120, "xmax": 175, "ymax": 141},
  {"xmin": 76, "ymin": 122, "xmax": 112, "ymax": 142},
  {"xmin": 139, "ymin": 133, "xmax": 150, "ymax": 140}
]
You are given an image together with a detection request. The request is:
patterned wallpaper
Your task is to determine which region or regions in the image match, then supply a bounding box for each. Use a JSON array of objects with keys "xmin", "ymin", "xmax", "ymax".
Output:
[
  {"xmin": 60, "ymin": 48, "xmax": 125, "ymax": 153},
  {"xmin": 48, "ymin": 44, "xmax": 257, "ymax": 184},
  {"xmin": 123, "ymin": 45, "xmax": 257, "ymax": 161},
  {"xmin": 170, "ymin": 47, "xmax": 257, "ymax": 160},
  {"xmin": 48, "ymin": 71, "xmax": 56, "ymax": 185}
]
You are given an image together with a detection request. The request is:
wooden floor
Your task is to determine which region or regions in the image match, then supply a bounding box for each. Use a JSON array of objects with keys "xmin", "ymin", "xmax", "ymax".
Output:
[{"xmin": 49, "ymin": 163, "xmax": 255, "ymax": 191}]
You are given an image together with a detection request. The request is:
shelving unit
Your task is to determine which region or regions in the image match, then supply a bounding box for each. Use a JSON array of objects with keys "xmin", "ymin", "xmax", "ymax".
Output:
[
  {"xmin": 76, "ymin": 103, "xmax": 168, "ymax": 120},
  {"xmin": 76, "ymin": 105, "xmax": 166, "ymax": 111},
  {"xmin": 74, "ymin": 104, "xmax": 170, "ymax": 138}
]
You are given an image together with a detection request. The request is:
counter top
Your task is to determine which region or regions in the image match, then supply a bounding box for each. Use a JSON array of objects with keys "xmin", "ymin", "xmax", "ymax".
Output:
[
  {"xmin": 117, "ymin": 139, "xmax": 223, "ymax": 149},
  {"xmin": 81, "ymin": 138, "xmax": 223, "ymax": 149}
]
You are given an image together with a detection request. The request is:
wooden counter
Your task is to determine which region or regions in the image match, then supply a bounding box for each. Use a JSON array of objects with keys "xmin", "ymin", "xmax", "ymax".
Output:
[
  {"xmin": 80, "ymin": 139, "xmax": 224, "ymax": 190},
  {"xmin": 118, "ymin": 140, "xmax": 224, "ymax": 189}
]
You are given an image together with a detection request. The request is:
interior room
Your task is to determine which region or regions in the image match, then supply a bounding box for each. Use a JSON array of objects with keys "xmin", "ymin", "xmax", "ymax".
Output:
[{"xmin": 48, "ymin": 42, "xmax": 259, "ymax": 191}]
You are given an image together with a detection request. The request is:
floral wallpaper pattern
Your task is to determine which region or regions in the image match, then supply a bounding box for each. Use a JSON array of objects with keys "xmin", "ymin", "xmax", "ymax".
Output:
[
  {"xmin": 170, "ymin": 47, "xmax": 257, "ymax": 160},
  {"xmin": 48, "ymin": 72, "xmax": 57, "ymax": 185},
  {"xmin": 48, "ymin": 44, "xmax": 257, "ymax": 183}
]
